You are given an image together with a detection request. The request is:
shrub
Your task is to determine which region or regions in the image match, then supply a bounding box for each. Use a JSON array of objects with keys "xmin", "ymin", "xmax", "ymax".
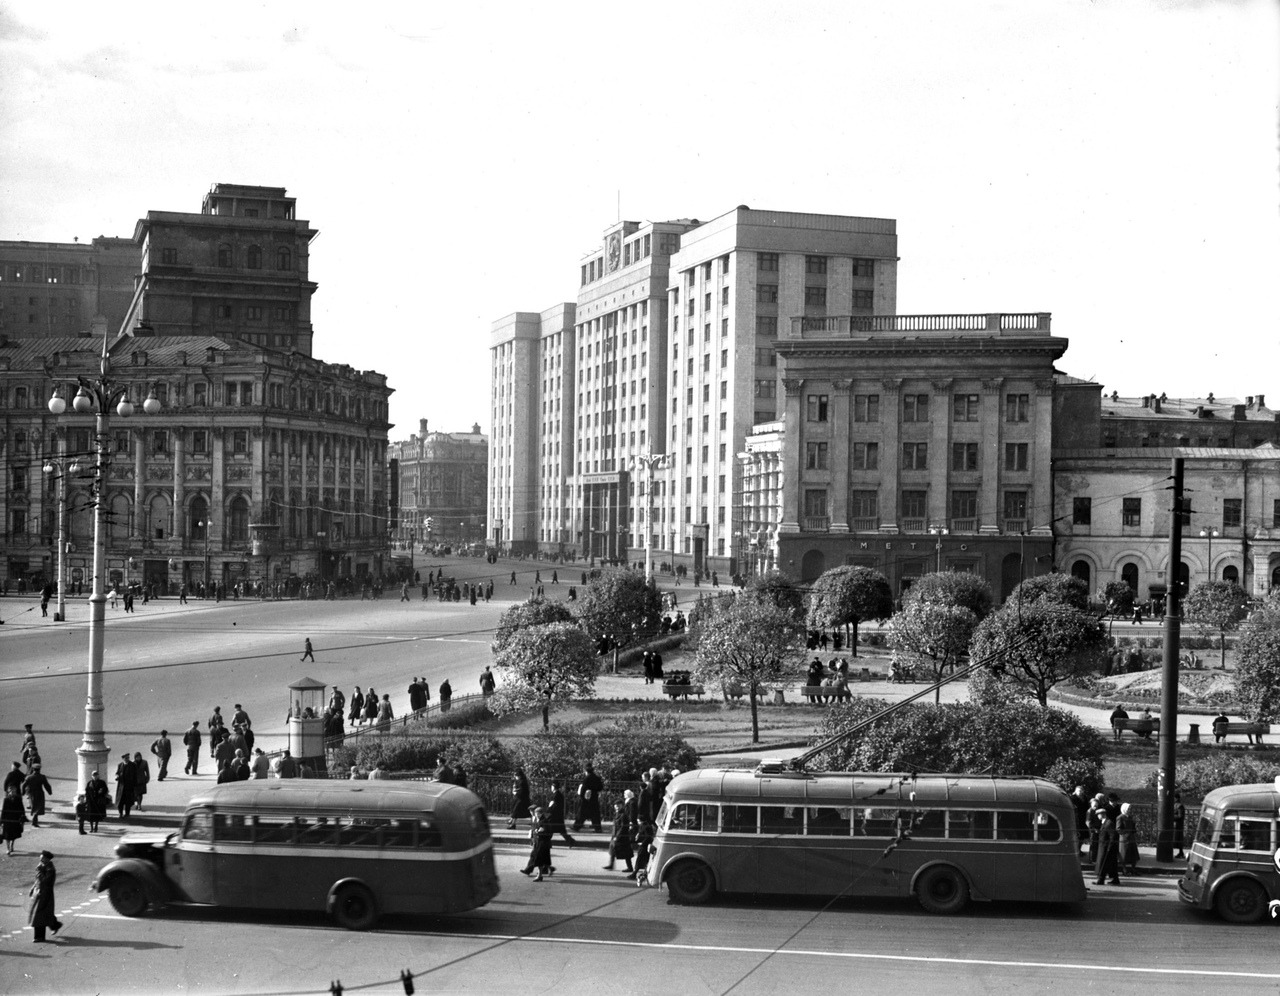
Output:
[
  {"xmin": 421, "ymin": 698, "xmax": 495, "ymax": 730},
  {"xmin": 1147, "ymin": 755, "xmax": 1280, "ymax": 797},
  {"xmin": 508, "ymin": 716, "xmax": 699, "ymax": 784},
  {"xmin": 1045, "ymin": 757, "xmax": 1106, "ymax": 798},
  {"xmin": 335, "ymin": 732, "xmax": 513, "ymax": 775}
]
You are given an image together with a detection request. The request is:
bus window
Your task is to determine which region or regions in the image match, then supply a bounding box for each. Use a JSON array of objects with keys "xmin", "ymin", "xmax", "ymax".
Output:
[
  {"xmin": 1238, "ymin": 817, "xmax": 1273, "ymax": 852},
  {"xmin": 671, "ymin": 804, "xmax": 719, "ymax": 833},
  {"xmin": 760, "ymin": 806, "xmax": 802, "ymax": 835},
  {"xmin": 339, "ymin": 818, "xmax": 388, "ymax": 847},
  {"xmin": 862, "ymin": 808, "xmax": 898, "ymax": 837},
  {"xmin": 383, "ymin": 819, "xmax": 417, "ymax": 848},
  {"xmin": 722, "ymin": 805, "xmax": 757, "ymax": 834},
  {"xmin": 1217, "ymin": 819, "xmax": 1236, "ymax": 850},
  {"xmin": 183, "ymin": 810, "xmax": 213, "ymax": 843},
  {"xmin": 907, "ymin": 809, "xmax": 946, "ymax": 839},
  {"xmin": 1033, "ymin": 811, "xmax": 1061, "ymax": 842},
  {"xmin": 254, "ymin": 814, "xmax": 297, "ymax": 844},
  {"xmin": 299, "ymin": 817, "xmax": 337, "ymax": 846},
  {"xmin": 996, "ymin": 811, "xmax": 1034, "ymax": 841},
  {"xmin": 806, "ymin": 807, "xmax": 852, "ymax": 836},
  {"xmin": 214, "ymin": 813, "xmax": 252, "ymax": 843},
  {"xmin": 1194, "ymin": 810, "xmax": 1216, "ymax": 846},
  {"xmin": 421, "ymin": 817, "xmax": 443, "ymax": 848},
  {"xmin": 971, "ymin": 810, "xmax": 994, "ymax": 840}
]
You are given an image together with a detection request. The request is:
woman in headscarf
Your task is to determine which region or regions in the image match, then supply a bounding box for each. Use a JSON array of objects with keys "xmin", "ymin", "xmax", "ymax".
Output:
[
  {"xmin": 364, "ymin": 687, "xmax": 380, "ymax": 725},
  {"xmin": 1117, "ymin": 802, "xmax": 1139, "ymax": 874}
]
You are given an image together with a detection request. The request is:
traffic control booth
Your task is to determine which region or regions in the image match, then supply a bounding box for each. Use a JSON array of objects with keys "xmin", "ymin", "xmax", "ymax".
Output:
[{"xmin": 287, "ymin": 676, "xmax": 328, "ymax": 775}]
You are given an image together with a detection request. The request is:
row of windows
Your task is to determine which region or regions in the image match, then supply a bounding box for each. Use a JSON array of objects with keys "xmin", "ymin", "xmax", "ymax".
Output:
[
  {"xmin": 212, "ymin": 303, "xmax": 294, "ymax": 321},
  {"xmin": 208, "ymin": 245, "xmax": 293, "ymax": 271},
  {"xmin": 808, "ymin": 393, "xmax": 1033, "ymax": 423},
  {"xmin": 667, "ymin": 802, "xmax": 1062, "ymax": 842},
  {"xmin": 804, "ymin": 489, "xmax": 1033, "ymax": 522},
  {"xmin": 1, "ymin": 264, "xmax": 84, "ymax": 284},
  {"xmin": 1070, "ymin": 496, "xmax": 1244, "ymax": 530},
  {"xmin": 183, "ymin": 811, "xmax": 443, "ymax": 849},
  {"xmin": 756, "ymin": 254, "xmax": 875, "ymax": 278},
  {"xmin": 4, "ymin": 383, "xmax": 379, "ymax": 420},
  {"xmin": 805, "ymin": 442, "xmax": 1032, "ymax": 474}
]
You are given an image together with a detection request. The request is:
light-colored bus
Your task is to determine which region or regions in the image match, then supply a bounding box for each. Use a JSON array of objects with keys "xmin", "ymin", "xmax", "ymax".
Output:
[
  {"xmin": 649, "ymin": 766, "xmax": 1086, "ymax": 912},
  {"xmin": 91, "ymin": 780, "xmax": 499, "ymax": 930},
  {"xmin": 1178, "ymin": 777, "xmax": 1280, "ymax": 923}
]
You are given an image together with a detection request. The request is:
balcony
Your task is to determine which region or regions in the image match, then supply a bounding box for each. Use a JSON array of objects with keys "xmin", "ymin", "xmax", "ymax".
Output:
[
  {"xmin": 1002, "ymin": 518, "xmax": 1027, "ymax": 534},
  {"xmin": 850, "ymin": 517, "xmax": 880, "ymax": 532},
  {"xmin": 788, "ymin": 313, "xmax": 1052, "ymax": 339},
  {"xmin": 950, "ymin": 518, "xmax": 978, "ymax": 534},
  {"xmin": 803, "ymin": 516, "xmax": 830, "ymax": 532},
  {"xmin": 901, "ymin": 517, "xmax": 927, "ymax": 533}
]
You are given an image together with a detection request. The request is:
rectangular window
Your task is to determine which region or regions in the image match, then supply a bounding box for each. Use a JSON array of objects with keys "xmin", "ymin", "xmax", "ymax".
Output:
[
  {"xmin": 233, "ymin": 430, "xmax": 249, "ymax": 455},
  {"xmin": 852, "ymin": 289, "xmax": 873, "ymax": 309},
  {"xmin": 952, "ymin": 394, "xmax": 980, "ymax": 421},
  {"xmin": 1004, "ymin": 491, "xmax": 1028, "ymax": 519},
  {"xmin": 151, "ymin": 430, "xmax": 168, "ymax": 455},
  {"xmin": 192, "ymin": 430, "xmax": 208, "ymax": 455},
  {"xmin": 902, "ymin": 442, "xmax": 928, "ymax": 470},
  {"xmin": 804, "ymin": 255, "xmax": 828, "ymax": 274},
  {"xmin": 1123, "ymin": 498, "xmax": 1141, "ymax": 527},
  {"xmin": 903, "ymin": 394, "xmax": 929, "ymax": 422},
  {"xmin": 755, "ymin": 347, "xmax": 776, "ymax": 367},
  {"xmin": 756, "ymin": 316, "xmax": 777, "ymax": 336},
  {"xmin": 758, "ymin": 252, "xmax": 779, "ymax": 272},
  {"xmin": 854, "ymin": 394, "xmax": 879, "ymax": 423},
  {"xmin": 851, "ymin": 258, "xmax": 875, "ymax": 277},
  {"xmin": 1223, "ymin": 498, "xmax": 1242, "ymax": 528},
  {"xmin": 1006, "ymin": 393, "xmax": 1030, "ymax": 422},
  {"xmin": 804, "ymin": 489, "xmax": 828, "ymax": 517},
  {"xmin": 807, "ymin": 395, "xmax": 829, "ymax": 422},
  {"xmin": 1004, "ymin": 442, "xmax": 1028, "ymax": 471},
  {"xmin": 902, "ymin": 490, "xmax": 927, "ymax": 519},
  {"xmin": 756, "ymin": 284, "xmax": 778, "ymax": 304},
  {"xmin": 806, "ymin": 442, "xmax": 829, "ymax": 470},
  {"xmin": 754, "ymin": 379, "xmax": 776, "ymax": 399},
  {"xmin": 951, "ymin": 442, "xmax": 978, "ymax": 471},
  {"xmin": 852, "ymin": 442, "xmax": 878, "ymax": 470},
  {"xmin": 951, "ymin": 490, "xmax": 978, "ymax": 519},
  {"xmin": 804, "ymin": 286, "xmax": 827, "ymax": 306},
  {"xmin": 1073, "ymin": 497, "xmax": 1092, "ymax": 525},
  {"xmin": 850, "ymin": 490, "xmax": 878, "ymax": 518},
  {"xmin": 161, "ymin": 247, "xmax": 178, "ymax": 264}
]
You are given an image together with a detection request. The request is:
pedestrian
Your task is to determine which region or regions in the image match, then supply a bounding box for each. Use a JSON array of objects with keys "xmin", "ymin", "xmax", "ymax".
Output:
[
  {"xmin": 132, "ymin": 752, "xmax": 150, "ymax": 811},
  {"xmin": 509, "ymin": 765, "xmax": 532, "ymax": 829},
  {"xmin": 349, "ymin": 686, "xmax": 365, "ymax": 728},
  {"xmin": 4, "ymin": 761, "xmax": 24, "ymax": 795},
  {"xmin": 573, "ymin": 762, "xmax": 604, "ymax": 832},
  {"xmin": 364, "ymin": 688, "xmax": 380, "ymax": 725},
  {"xmin": 455, "ymin": 764, "xmax": 469, "ymax": 788},
  {"xmin": 1070, "ymin": 785, "xmax": 1090, "ymax": 853},
  {"xmin": 1095, "ymin": 810, "xmax": 1122, "ymax": 886},
  {"xmin": 408, "ymin": 677, "xmax": 425, "ymax": 717},
  {"xmin": 479, "ymin": 666, "xmax": 496, "ymax": 697},
  {"xmin": 301, "ymin": 637, "xmax": 315, "ymax": 662},
  {"xmin": 520, "ymin": 807, "xmax": 554, "ymax": 881},
  {"xmin": 85, "ymin": 770, "xmax": 108, "ymax": 831},
  {"xmin": 232, "ymin": 703, "xmax": 252, "ymax": 730},
  {"xmin": 604, "ymin": 802, "xmax": 634, "ymax": 872},
  {"xmin": 1118, "ymin": 802, "xmax": 1140, "ymax": 874},
  {"xmin": 377, "ymin": 693, "xmax": 394, "ymax": 732},
  {"xmin": 439, "ymin": 678, "xmax": 452, "ymax": 713},
  {"xmin": 182, "ymin": 720, "xmax": 202, "ymax": 775},
  {"xmin": 633, "ymin": 817, "xmax": 656, "ymax": 887},
  {"xmin": 28, "ymin": 851, "xmax": 62, "ymax": 943},
  {"xmin": 2, "ymin": 785, "xmax": 27, "ymax": 854},
  {"xmin": 114, "ymin": 751, "xmax": 137, "ymax": 818},
  {"xmin": 208, "ymin": 705, "xmax": 225, "ymax": 733},
  {"xmin": 277, "ymin": 750, "xmax": 298, "ymax": 778},
  {"xmin": 74, "ymin": 793, "xmax": 89, "ymax": 836},
  {"xmin": 150, "ymin": 729, "xmax": 172, "ymax": 781},
  {"xmin": 547, "ymin": 779, "xmax": 576, "ymax": 846},
  {"xmin": 1173, "ymin": 790, "xmax": 1186, "ymax": 860},
  {"xmin": 251, "ymin": 748, "xmax": 270, "ymax": 779},
  {"xmin": 22, "ymin": 765, "xmax": 52, "ymax": 828},
  {"xmin": 369, "ymin": 761, "xmax": 390, "ymax": 780},
  {"xmin": 433, "ymin": 756, "xmax": 455, "ymax": 784}
]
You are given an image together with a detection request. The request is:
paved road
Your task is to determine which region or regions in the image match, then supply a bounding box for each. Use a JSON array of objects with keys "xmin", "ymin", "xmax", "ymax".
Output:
[{"xmin": 1, "ymin": 826, "xmax": 1276, "ymax": 996}]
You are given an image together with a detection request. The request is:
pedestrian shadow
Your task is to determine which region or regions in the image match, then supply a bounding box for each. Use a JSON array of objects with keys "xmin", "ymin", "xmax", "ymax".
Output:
[{"xmin": 29, "ymin": 936, "xmax": 183, "ymax": 951}]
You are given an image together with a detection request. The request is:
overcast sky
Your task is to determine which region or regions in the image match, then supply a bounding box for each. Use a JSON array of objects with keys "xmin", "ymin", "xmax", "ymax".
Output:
[{"xmin": 1, "ymin": 0, "xmax": 1276, "ymax": 437}]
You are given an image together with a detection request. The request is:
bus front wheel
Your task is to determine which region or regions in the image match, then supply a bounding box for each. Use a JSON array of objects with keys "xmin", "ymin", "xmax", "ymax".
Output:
[
  {"xmin": 1214, "ymin": 878, "xmax": 1267, "ymax": 924},
  {"xmin": 666, "ymin": 860, "xmax": 715, "ymax": 905},
  {"xmin": 331, "ymin": 883, "xmax": 378, "ymax": 930},
  {"xmin": 107, "ymin": 874, "xmax": 149, "ymax": 917},
  {"xmin": 916, "ymin": 865, "xmax": 970, "ymax": 915}
]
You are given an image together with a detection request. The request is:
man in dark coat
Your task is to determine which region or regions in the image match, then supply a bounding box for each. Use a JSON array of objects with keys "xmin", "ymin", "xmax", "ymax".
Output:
[
  {"xmin": 572, "ymin": 763, "xmax": 604, "ymax": 832},
  {"xmin": 546, "ymin": 779, "xmax": 576, "ymax": 846},
  {"xmin": 183, "ymin": 721, "xmax": 202, "ymax": 774},
  {"xmin": 28, "ymin": 851, "xmax": 62, "ymax": 943},
  {"xmin": 408, "ymin": 678, "xmax": 425, "ymax": 716},
  {"xmin": 84, "ymin": 771, "xmax": 109, "ymax": 831},
  {"xmin": 22, "ymin": 765, "xmax": 53, "ymax": 827},
  {"xmin": 150, "ymin": 730, "xmax": 172, "ymax": 781},
  {"xmin": 4, "ymin": 761, "xmax": 24, "ymax": 794},
  {"xmin": 114, "ymin": 752, "xmax": 137, "ymax": 818},
  {"xmin": 508, "ymin": 766, "xmax": 532, "ymax": 829},
  {"xmin": 439, "ymin": 679, "xmax": 452, "ymax": 713},
  {"xmin": 1094, "ymin": 812, "xmax": 1121, "ymax": 885}
]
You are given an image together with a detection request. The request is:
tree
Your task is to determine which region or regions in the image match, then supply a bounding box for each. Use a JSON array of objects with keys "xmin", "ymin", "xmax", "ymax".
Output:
[
  {"xmin": 887, "ymin": 600, "xmax": 979, "ymax": 703},
  {"xmin": 1098, "ymin": 580, "xmax": 1135, "ymax": 623},
  {"xmin": 743, "ymin": 569, "xmax": 806, "ymax": 625},
  {"xmin": 1184, "ymin": 580, "xmax": 1248, "ymax": 668},
  {"xmin": 1232, "ymin": 605, "xmax": 1280, "ymax": 723},
  {"xmin": 1009, "ymin": 573, "xmax": 1090, "ymax": 611},
  {"xmin": 968, "ymin": 602, "xmax": 1109, "ymax": 707},
  {"xmin": 491, "ymin": 622, "xmax": 599, "ymax": 730},
  {"xmin": 806, "ymin": 565, "xmax": 893, "ymax": 657},
  {"xmin": 693, "ymin": 593, "xmax": 803, "ymax": 743},
  {"xmin": 573, "ymin": 571, "xmax": 663, "ymax": 650},
  {"xmin": 492, "ymin": 598, "xmax": 577, "ymax": 655},
  {"xmin": 903, "ymin": 570, "xmax": 993, "ymax": 620}
]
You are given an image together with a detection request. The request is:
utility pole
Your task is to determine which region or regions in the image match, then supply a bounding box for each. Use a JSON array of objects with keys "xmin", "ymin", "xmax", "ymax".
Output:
[{"xmin": 1156, "ymin": 457, "xmax": 1184, "ymax": 862}]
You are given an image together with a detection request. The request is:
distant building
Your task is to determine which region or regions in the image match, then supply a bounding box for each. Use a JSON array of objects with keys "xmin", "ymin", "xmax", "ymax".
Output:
[
  {"xmin": 390, "ymin": 419, "xmax": 488, "ymax": 549},
  {"xmin": 1095, "ymin": 391, "xmax": 1280, "ymax": 450},
  {"xmin": 0, "ymin": 237, "xmax": 135, "ymax": 339}
]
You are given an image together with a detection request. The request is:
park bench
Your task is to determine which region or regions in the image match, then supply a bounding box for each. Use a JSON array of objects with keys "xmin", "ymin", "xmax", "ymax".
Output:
[
  {"xmin": 1212, "ymin": 721, "xmax": 1271, "ymax": 745},
  {"xmin": 662, "ymin": 683, "xmax": 704, "ymax": 700},
  {"xmin": 801, "ymin": 684, "xmax": 853, "ymax": 703},
  {"xmin": 1111, "ymin": 717, "xmax": 1160, "ymax": 741}
]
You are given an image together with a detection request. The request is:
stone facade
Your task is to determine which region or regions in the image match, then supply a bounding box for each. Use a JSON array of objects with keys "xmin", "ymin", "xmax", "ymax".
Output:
[
  {"xmin": 0, "ymin": 237, "xmax": 136, "ymax": 339},
  {"xmin": 390, "ymin": 419, "xmax": 488, "ymax": 548}
]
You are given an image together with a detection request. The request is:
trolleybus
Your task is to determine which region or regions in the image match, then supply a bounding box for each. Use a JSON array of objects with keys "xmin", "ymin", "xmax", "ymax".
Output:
[{"xmin": 1178, "ymin": 777, "xmax": 1280, "ymax": 923}]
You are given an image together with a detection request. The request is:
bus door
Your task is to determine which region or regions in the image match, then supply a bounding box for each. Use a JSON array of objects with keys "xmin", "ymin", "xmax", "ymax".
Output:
[
  {"xmin": 803, "ymin": 805, "xmax": 856, "ymax": 897},
  {"xmin": 171, "ymin": 808, "xmax": 217, "ymax": 904},
  {"xmin": 1215, "ymin": 811, "xmax": 1278, "ymax": 894}
]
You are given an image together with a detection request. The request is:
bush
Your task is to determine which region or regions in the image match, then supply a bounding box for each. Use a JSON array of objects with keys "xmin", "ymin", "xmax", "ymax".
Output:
[
  {"xmin": 508, "ymin": 716, "xmax": 699, "ymax": 783},
  {"xmin": 333, "ymin": 732, "xmax": 513, "ymax": 775},
  {"xmin": 1045, "ymin": 757, "xmax": 1106, "ymax": 798},
  {"xmin": 1146, "ymin": 755, "xmax": 1280, "ymax": 797},
  {"xmin": 421, "ymin": 698, "xmax": 495, "ymax": 730},
  {"xmin": 807, "ymin": 697, "xmax": 1105, "ymax": 779}
]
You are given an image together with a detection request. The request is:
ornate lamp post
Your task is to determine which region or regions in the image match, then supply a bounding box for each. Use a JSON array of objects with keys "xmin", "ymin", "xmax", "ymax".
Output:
[
  {"xmin": 631, "ymin": 453, "xmax": 669, "ymax": 581},
  {"xmin": 1199, "ymin": 526, "xmax": 1219, "ymax": 582},
  {"xmin": 42, "ymin": 438, "xmax": 80, "ymax": 622},
  {"xmin": 929, "ymin": 524, "xmax": 949, "ymax": 573},
  {"xmin": 48, "ymin": 334, "xmax": 161, "ymax": 788},
  {"xmin": 197, "ymin": 519, "xmax": 213, "ymax": 596}
]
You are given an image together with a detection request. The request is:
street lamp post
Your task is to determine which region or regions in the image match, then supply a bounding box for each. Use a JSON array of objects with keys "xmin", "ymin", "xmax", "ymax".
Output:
[
  {"xmin": 632, "ymin": 453, "xmax": 669, "ymax": 582},
  {"xmin": 48, "ymin": 333, "xmax": 161, "ymax": 788},
  {"xmin": 1200, "ymin": 526, "xmax": 1219, "ymax": 582},
  {"xmin": 42, "ymin": 437, "xmax": 80, "ymax": 622},
  {"xmin": 929, "ymin": 524, "xmax": 949, "ymax": 573},
  {"xmin": 198, "ymin": 519, "xmax": 212, "ymax": 596}
]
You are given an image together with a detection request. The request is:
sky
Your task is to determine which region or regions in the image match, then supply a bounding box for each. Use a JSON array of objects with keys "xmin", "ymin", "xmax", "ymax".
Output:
[{"xmin": 1, "ymin": 0, "xmax": 1277, "ymax": 438}]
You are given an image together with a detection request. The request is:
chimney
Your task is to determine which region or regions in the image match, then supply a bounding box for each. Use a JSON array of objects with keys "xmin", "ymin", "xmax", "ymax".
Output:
[
  {"xmin": 1141, "ymin": 396, "xmax": 1150, "ymax": 408},
  {"xmin": 1152, "ymin": 396, "xmax": 1162, "ymax": 413},
  {"xmin": 472, "ymin": 423, "xmax": 481, "ymax": 434},
  {"xmin": 419, "ymin": 418, "xmax": 428, "ymax": 437},
  {"xmin": 1246, "ymin": 396, "xmax": 1254, "ymax": 407},
  {"xmin": 1234, "ymin": 404, "xmax": 1247, "ymax": 420},
  {"xmin": 1258, "ymin": 394, "xmax": 1266, "ymax": 409}
]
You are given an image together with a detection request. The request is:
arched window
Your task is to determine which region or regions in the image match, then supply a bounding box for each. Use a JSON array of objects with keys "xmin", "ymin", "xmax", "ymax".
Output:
[
  {"xmin": 1223, "ymin": 564, "xmax": 1240, "ymax": 585},
  {"xmin": 229, "ymin": 496, "xmax": 250, "ymax": 542},
  {"xmin": 217, "ymin": 244, "xmax": 233, "ymax": 267},
  {"xmin": 190, "ymin": 496, "xmax": 209, "ymax": 539},
  {"xmin": 110, "ymin": 494, "xmax": 131, "ymax": 542},
  {"xmin": 246, "ymin": 245, "xmax": 262, "ymax": 270},
  {"xmin": 800, "ymin": 549, "xmax": 826, "ymax": 582},
  {"xmin": 147, "ymin": 493, "xmax": 170, "ymax": 540},
  {"xmin": 276, "ymin": 247, "xmax": 291, "ymax": 270},
  {"xmin": 1272, "ymin": 564, "xmax": 1280, "ymax": 591},
  {"xmin": 1177, "ymin": 561, "xmax": 1190, "ymax": 592},
  {"xmin": 1070, "ymin": 560, "xmax": 1091, "ymax": 589},
  {"xmin": 1121, "ymin": 562, "xmax": 1138, "ymax": 591}
]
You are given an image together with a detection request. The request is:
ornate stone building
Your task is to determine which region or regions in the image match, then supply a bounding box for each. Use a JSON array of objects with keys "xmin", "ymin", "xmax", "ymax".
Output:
[
  {"xmin": 390, "ymin": 419, "xmax": 488, "ymax": 549},
  {"xmin": 0, "ymin": 237, "xmax": 135, "ymax": 339}
]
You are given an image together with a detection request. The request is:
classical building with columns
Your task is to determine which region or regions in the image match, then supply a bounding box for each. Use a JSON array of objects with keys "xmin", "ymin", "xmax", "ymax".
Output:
[
  {"xmin": 1, "ymin": 331, "xmax": 391, "ymax": 591},
  {"xmin": 744, "ymin": 312, "xmax": 1062, "ymax": 599},
  {"xmin": 390, "ymin": 419, "xmax": 488, "ymax": 550}
]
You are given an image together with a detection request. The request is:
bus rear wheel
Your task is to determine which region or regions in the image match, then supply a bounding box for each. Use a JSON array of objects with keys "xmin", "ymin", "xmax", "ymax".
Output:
[
  {"xmin": 916, "ymin": 865, "xmax": 970, "ymax": 915},
  {"xmin": 107, "ymin": 874, "xmax": 148, "ymax": 917},
  {"xmin": 666, "ymin": 860, "xmax": 715, "ymax": 905},
  {"xmin": 1214, "ymin": 878, "xmax": 1267, "ymax": 924},
  {"xmin": 331, "ymin": 883, "xmax": 378, "ymax": 930}
]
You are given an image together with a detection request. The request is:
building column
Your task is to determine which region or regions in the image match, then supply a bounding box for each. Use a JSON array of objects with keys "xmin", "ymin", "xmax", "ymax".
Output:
[
  {"xmin": 778, "ymin": 378, "xmax": 804, "ymax": 534},
  {"xmin": 929, "ymin": 379, "xmax": 953, "ymax": 527},
  {"xmin": 879, "ymin": 379, "xmax": 902, "ymax": 532},
  {"xmin": 210, "ymin": 428, "xmax": 224, "ymax": 578},
  {"xmin": 1031, "ymin": 380, "xmax": 1054, "ymax": 536},
  {"xmin": 829, "ymin": 380, "xmax": 851, "ymax": 532},
  {"xmin": 172, "ymin": 430, "xmax": 185, "ymax": 543},
  {"xmin": 980, "ymin": 378, "xmax": 1003, "ymax": 534},
  {"xmin": 133, "ymin": 429, "xmax": 145, "ymax": 542}
]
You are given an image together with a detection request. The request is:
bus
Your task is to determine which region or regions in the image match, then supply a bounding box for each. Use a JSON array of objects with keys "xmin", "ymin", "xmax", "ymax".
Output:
[
  {"xmin": 91, "ymin": 780, "xmax": 499, "ymax": 930},
  {"xmin": 1178, "ymin": 777, "xmax": 1280, "ymax": 923},
  {"xmin": 649, "ymin": 766, "xmax": 1086, "ymax": 912}
]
